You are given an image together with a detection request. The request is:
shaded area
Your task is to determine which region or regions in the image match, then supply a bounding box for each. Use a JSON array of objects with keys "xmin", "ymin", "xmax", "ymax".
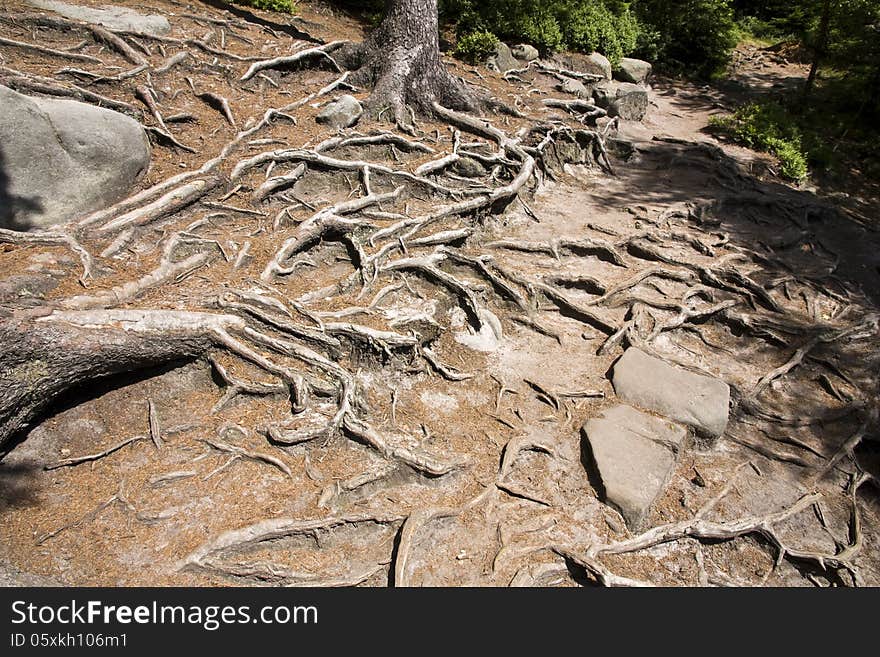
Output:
[
  {"xmin": 198, "ymin": 0, "xmax": 324, "ymax": 43},
  {"xmin": 0, "ymin": 145, "xmax": 43, "ymax": 231},
  {"xmin": 0, "ymin": 461, "xmax": 42, "ymax": 510},
  {"xmin": 1, "ymin": 359, "xmax": 199, "ymax": 459},
  {"xmin": 594, "ymin": 136, "xmax": 880, "ymax": 473}
]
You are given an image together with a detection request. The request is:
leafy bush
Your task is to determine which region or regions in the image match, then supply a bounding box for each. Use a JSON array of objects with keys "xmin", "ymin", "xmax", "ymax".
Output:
[
  {"xmin": 709, "ymin": 103, "xmax": 809, "ymax": 181},
  {"xmin": 443, "ymin": 1, "xmax": 640, "ymax": 61},
  {"xmin": 453, "ymin": 30, "xmax": 500, "ymax": 64},
  {"xmin": 634, "ymin": 0, "xmax": 738, "ymax": 78},
  {"xmin": 227, "ymin": 0, "xmax": 297, "ymax": 13},
  {"xmin": 558, "ymin": 1, "xmax": 634, "ymax": 64}
]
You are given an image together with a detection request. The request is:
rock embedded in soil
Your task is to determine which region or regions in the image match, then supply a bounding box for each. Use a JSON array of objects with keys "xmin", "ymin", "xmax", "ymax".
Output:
[
  {"xmin": 611, "ymin": 347, "xmax": 730, "ymax": 438},
  {"xmin": 315, "ymin": 95, "xmax": 363, "ymax": 129},
  {"xmin": 487, "ymin": 42, "xmax": 520, "ymax": 73},
  {"xmin": 583, "ymin": 52, "xmax": 613, "ymax": 80},
  {"xmin": 558, "ymin": 76, "xmax": 590, "ymax": 99},
  {"xmin": 511, "ymin": 44, "xmax": 539, "ymax": 62},
  {"xmin": 608, "ymin": 82, "xmax": 649, "ymax": 121},
  {"xmin": 582, "ymin": 404, "xmax": 687, "ymax": 530},
  {"xmin": 615, "ymin": 57, "xmax": 653, "ymax": 84},
  {"xmin": 592, "ymin": 81, "xmax": 617, "ymax": 109},
  {"xmin": 26, "ymin": 0, "xmax": 172, "ymax": 36},
  {"xmin": 452, "ymin": 156, "xmax": 485, "ymax": 178},
  {"xmin": 0, "ymin": 84, "xmax": 151, "ymax": 230}
]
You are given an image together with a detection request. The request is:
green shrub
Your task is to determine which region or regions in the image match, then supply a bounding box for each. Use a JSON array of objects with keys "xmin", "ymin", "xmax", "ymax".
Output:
[
  {"xmin": 634, "ymin": 0, "xmax": 738, "ymax": 78},
  {"xmin": 709, "ymin": 103, "xmax": 809, "ymax": 182},
  {"xmin": 559, "ymin": 2, "xmax": 630, "ymax": 64},
  {"xmin": 227, "ymin": 0, "xmax": 297, "ymax": 13},
  {"xmin": 453, "ymin": 30, "xmax": 500, "ymax": 64},
  {"xmin": 514, "ymin": 10, "xmax": 565, "ymax": 53},
  {"xmin": 441, "ymin": 1, "xmax": 641, "ymax": 60}
]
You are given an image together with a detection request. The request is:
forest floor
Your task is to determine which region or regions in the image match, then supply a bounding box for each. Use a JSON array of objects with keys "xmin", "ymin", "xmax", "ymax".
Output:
[{"xmin": 0, "ymin": 0, "xmax": 878, "ymax": 587}]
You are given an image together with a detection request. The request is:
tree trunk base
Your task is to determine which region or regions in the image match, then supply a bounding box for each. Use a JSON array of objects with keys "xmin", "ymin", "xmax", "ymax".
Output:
[{"xmin": 335, "ymin": 0, "xmax": 479, "ymax": 129}]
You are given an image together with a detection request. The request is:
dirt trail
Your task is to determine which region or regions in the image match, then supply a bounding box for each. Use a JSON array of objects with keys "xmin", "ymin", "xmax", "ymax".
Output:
[{"xmin": 0, "ymin": 1, "xmax": 878, "ymax": 587}]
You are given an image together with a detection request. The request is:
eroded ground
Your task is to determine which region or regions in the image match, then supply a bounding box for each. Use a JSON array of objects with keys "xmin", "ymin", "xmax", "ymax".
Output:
[{"xmin": 1, "ymin": 0, "xmax": 879, "ymax": 587}]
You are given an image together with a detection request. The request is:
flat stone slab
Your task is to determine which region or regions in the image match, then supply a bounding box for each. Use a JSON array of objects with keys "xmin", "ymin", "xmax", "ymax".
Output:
[
  {"xmin": 611, "ymin": 348, "xmax": 730, "ymax": 438},
  {"xmin": 27, "ymin": 1, "xmax": 171, "ymax": 36},
  {"xmin": 582, "ymin": 405, "xmax": 687, "ymax": 530}
]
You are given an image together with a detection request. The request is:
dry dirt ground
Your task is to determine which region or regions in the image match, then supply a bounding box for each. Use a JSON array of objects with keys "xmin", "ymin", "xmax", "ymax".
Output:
[{"xmin": 1, "ymin": 0, "xmax": 879, "ymax": 587}]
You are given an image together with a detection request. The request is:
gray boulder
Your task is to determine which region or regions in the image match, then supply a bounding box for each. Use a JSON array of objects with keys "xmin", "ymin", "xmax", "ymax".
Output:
[
  {"xmin": 611, "ymin": 348, "xmax": 730, "ymax": 438},
  {"xmin": 608, "ymin": 82, "xmax": 649, "ymax": 121},
  {"xmin": 487, "ymin": 42, "xmax": 520, "ymax": 73},
  {"xmin": 316, "ymin": 95, "xmax": 363, "ymax": 129},
  {"xmin": 615, "ymin": 57, "xmax": 652, "ymax": 84},
  {"xmin": 592, "ymin": 81, "xmax": 618, "ymax": 109},
  {"xmin": 582, "ymin": 405, "xmax": 687, "ymax": 530},
  {"xmin": 558, "ymin": 76, "xmax": 590, "ymax": 98},
  {"xmin": 583, "ymin": 52, "xmax": 612, "ymax": 80},
  {"xmin": 27, "ymin": 0, "xmax": 171, "ymax": 36},
  {"xmin": 511, "ymin": 43, "xmax": 539, "ymax": 62},
  {"xmin": 0, "ymin": 85, "xmax": 150, "ymax": 230}
]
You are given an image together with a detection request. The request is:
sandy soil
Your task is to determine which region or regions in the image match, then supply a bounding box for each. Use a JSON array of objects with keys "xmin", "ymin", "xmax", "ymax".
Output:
[{"xmin": 1, "ymin": 0, "xmax": 878, "ymax": 587}]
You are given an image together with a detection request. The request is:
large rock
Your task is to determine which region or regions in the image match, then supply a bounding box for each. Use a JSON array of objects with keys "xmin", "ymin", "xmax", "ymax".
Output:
[
  {"xmin": 27, "ymin": 0, "xmax": 171, "ymax": 36},
  {"xmin": 511, "ymin": 43, "xmax": 539, "ymax": 62},
  {"xmin": 582, "ymin": 405, "xmax": 687, "ymax": 530},
  {"xmin": 608, "ymin": 82, "xmax": 649, "ymax": 121},
  {"xmin": 583, "ymin": 52, "xmax": 612, "ymax": 80},
  {"xmin": 615, "ymin": 57, "xmax": 652, "ymax": 84},
  {"xmin": 611, "ymin": 348, "xmax": 730, "ymax": 438},
  {"xmin": 315, "ymin": 95, "xmax": 363, "ymax": 129},
  {"xmin": 487, "ymin": 42, "xmax": 520, "ymax": 73},
  {"xmin": 0, "ymin": 85, "xmax": 150, "ymax": 230}
]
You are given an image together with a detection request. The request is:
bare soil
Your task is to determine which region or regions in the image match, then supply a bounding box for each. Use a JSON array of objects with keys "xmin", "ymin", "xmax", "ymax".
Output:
[{"xmin": 0, "ymin": 0, "xmax": 878, "ymax": 587}]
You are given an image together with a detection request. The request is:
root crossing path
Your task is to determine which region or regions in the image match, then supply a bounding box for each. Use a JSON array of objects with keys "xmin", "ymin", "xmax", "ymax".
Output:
[{"xmin": 0, "ymin": 0, "xmax": 878, "ymax": 587}]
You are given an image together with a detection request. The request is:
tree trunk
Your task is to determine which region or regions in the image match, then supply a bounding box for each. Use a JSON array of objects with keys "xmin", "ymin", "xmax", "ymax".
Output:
[
  {"xmin": 0, "ymin": 309, "xmax": 227, "ymax": 452},
  {"xmin": 337, "ymin": 0, "xmax": 477, "ymax": 126},
  {"xmin": 803, "ymin": 0, "xmax": 833, "ymax": 102}
]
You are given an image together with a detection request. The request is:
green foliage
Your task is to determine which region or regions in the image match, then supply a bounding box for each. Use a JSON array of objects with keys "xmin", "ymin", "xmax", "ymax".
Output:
[
  {"xmin": 441, "ymin": 1, "xmax": 641, "ymax": 62},
  {"xmin": 709, "ymin": 103, "xmax": 809, "ymax": 181},
  {"xmin": 227, "ymin": 0, "xmax": 297, "ymax": 13},
  {"xmin": 453, "ymin": 30, "xmax": 500, "ymax": 64},
  {"xmin": 633, "ymin": 0, "xmax": 739, "ymax": 78},
  {"xmin": 557, "ymin": 1, "xmax": 636, "ymax": 63}
]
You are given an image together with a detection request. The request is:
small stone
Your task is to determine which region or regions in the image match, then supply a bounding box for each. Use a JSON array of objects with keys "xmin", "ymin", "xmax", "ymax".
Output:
[
  {"xmin": 582, "ymin": 405, "xmax": 688, "ymax": 530},
  {"xmin": 615, "ymin": 57, "xmax": 652, "ymax": 84},
  {"xmin": 511, "ymin": 44, "xmax": 539, "ymax": 62},
  {"xmin": 558, "ymin": 76, "xmax": 589, "ymax": 98},
  {"xmin": 611, "ymin": 347, "xmax": 731, "ymax": 438},
  {"xmin": 315, "ymin": 95, "xmax": 362, "ymax": 129},
  {"xmin": 451, "ymin": 156, "xmax": 485, "ymax": 178}
]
